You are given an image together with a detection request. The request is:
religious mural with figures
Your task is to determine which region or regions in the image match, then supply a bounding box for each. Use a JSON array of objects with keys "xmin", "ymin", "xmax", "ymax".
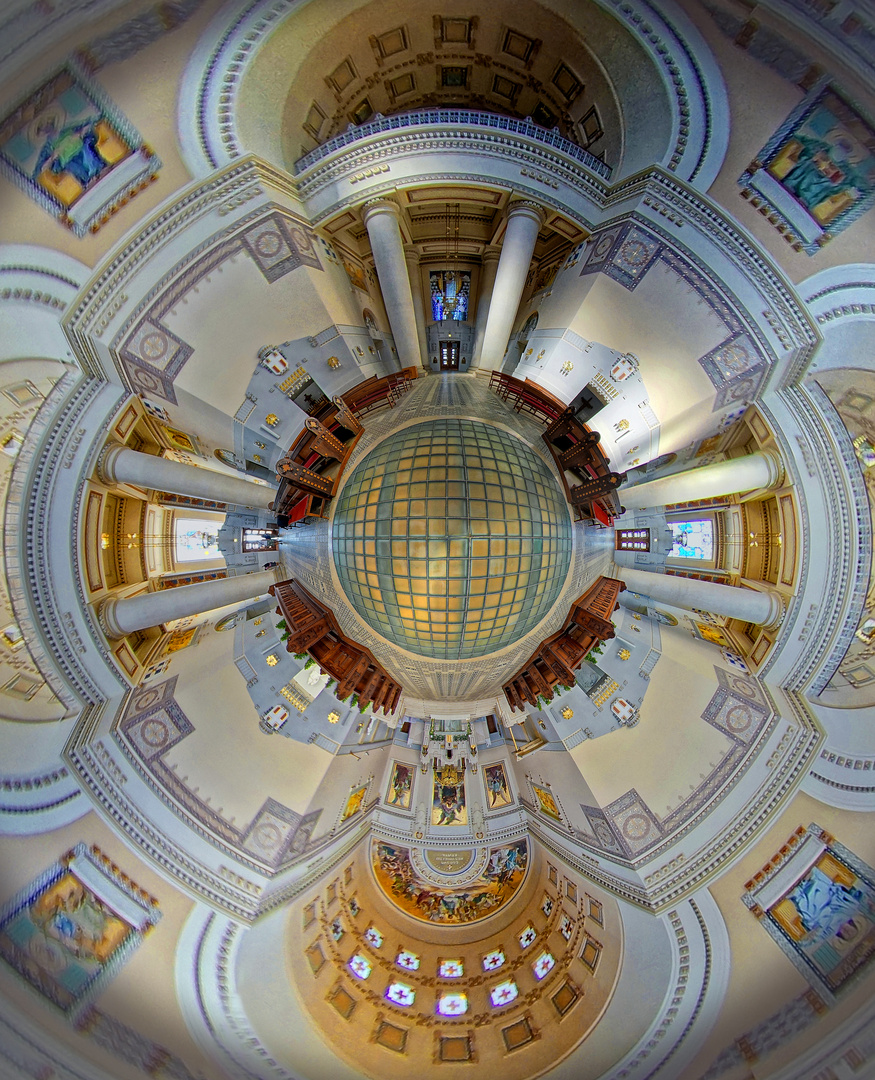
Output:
[
  {"xmin": 0, "ymin": 61, "xmax": 159, "ymax": 236},
  {"xmin": 371, "ymin": 839, "xmax": 528, "ymax": 924},
  {"xmin": 0, "ymin": 844, "xmax": 160, "ymax": 1017},
  {"xmin": 740, "ymin": 81, "xmax": 875, "ymax": 253},
  {"xmin": 745, "ymin": 826, "xmax": 875, "ymax": 1002}
]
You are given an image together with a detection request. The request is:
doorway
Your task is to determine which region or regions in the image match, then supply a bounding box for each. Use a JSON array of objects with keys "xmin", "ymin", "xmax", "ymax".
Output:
[{"xmin": 439, "ymin": 341, "xmax": 460, "ymax": 371}]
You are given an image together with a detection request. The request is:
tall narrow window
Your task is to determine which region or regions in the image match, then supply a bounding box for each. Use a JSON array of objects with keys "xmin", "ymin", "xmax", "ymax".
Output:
[
  {"xmin": 174, "ymin": 518, "xmax": 220, "ymax": 562},
  {"xmin": 616, "ymin": 528, "xmax": 650, "ymax": 551},
  {"xmin": 669, "ymin": 520, "xmax": 713, "ymax": 561}
]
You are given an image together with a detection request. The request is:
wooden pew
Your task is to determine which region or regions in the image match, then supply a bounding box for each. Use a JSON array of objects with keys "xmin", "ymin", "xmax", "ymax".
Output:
[
  {"xmin": 502, "ymin": 575, "xmax": 625, "ymax": 709},
  {"xmin": 270, "ymin": 579, "xmax": 403, "ymax": 715}
]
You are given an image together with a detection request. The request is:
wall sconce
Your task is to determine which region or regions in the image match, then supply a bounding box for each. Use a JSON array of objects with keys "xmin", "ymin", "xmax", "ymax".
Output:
[
  {"xmin": 327, "ymin": 356, "xmax": 341, "ymax": 369},
  {"xmin": 264, "ymin": 414, "xmax": 279, "ymax": 426},
  {"xmin": 561, "ymin": 707, "xmax": 574, "ymax": 720},
  {"xmin": 265, "ymin": 654, "xmax": 279, "ymax": 666},
  {"xmin": 328, "ymin": 711, "xmax": 341, "ymax": 724},
  {"xmin": 560, "ymin": 360, "xmax": 573, "ymax": 376}
]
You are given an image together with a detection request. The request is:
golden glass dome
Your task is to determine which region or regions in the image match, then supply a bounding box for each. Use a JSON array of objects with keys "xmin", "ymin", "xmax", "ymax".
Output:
[{"xmin": 332, "ymin": 419, "xmax": 572, "ymax": 659}]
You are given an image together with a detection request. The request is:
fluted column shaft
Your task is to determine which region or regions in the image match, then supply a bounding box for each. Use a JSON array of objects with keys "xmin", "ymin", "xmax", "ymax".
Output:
[
  {"xmin": 470, "ymin": 248, "xmax": 501, "ymax": 369},
  {"xmin": 404, "ymin": 245, "xmax": 430, "ymax": 370},
  {"xmin": 363, "ymin": 200, "xmax": 422, "ymax": 368},
  {"xmin": 98, "ymin": 444, "xmax": 276, "ymax": 509},
  {"xmin": 478, "ymin": 203, "xmax": 545, "ymax": 371},
  {"xmin": 98, "ymin": 570, "xmax": 277, "ymax": 638},
  {"xmin": 620, "ymin": 450, "xmax": 783, "ymax": 511},
  {"xmin": 616, "ymin": 568, "xmax": 784, "ymax": 630}
]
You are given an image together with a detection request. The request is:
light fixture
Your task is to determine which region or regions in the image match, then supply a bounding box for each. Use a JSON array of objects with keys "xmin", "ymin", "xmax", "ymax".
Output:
[{"xmin": 437, "ymin": 202, "xmax": 462, "ymax": 320}]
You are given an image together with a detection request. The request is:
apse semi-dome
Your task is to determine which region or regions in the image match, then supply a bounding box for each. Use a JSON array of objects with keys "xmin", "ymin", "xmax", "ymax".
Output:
[{"xmin": 332, "ymin": 419, "xmax": 572, "ymax": 659}]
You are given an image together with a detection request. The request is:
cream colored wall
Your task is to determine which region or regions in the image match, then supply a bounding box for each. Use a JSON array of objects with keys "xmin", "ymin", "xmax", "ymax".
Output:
[
  {"xmin": 679, "ymin": 792, "xmax": 875, "ymax": 1080},
  {"xmin": 0, "ymin": 810, "xmax": 225, "ymax": 1080},
  {"xmin": 164, "ymin": 625, "xmax": 335, "ymax": 823}
]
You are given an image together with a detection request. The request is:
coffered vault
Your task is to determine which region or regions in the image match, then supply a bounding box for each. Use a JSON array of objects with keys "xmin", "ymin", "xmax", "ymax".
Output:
[{"xmin": 0, "ymin": 1, "xmax": 873, "ymax": 1080}]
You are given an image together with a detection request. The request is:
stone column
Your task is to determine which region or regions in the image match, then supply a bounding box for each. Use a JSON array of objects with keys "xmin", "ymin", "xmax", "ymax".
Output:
[
  {"xmin": 620, "ymin": 450, "xmax": 783, "ymax": 511},
  {"xmin": 98, "ymin": 569, "xmax": 277, "ymax": 639},
  {"xmin": 470, "ymin": 247, "xmax": 501, "ymax": 369},
  {"xmin": 404, "ymin": 245, "xmax": 430, "ymax": 370},
  {"xmin": 362, "ymin": 200, "xmax": 422, "ymax": 369},
  {"xmin": 477, "ymin": 202, "xmax": 546, "ymax": 371},
  {"xmin": 616, "ymin": 567, "xmax": 784, "ymax": 630},
  {"xmin": 98, "ymin": 444, "xmax": 276, "ymax": 510}
]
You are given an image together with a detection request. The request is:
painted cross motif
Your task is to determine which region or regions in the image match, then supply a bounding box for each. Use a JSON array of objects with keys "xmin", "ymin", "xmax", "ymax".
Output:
[
  {"xmin": 532, "ymin": 951, "xmax": 556, "ymax": 979},
  {"xmin": 348, "ymin": 953, "xmax": 371, "ymax": 979},
  {"xmin": 490, "ymin": 980, "xmax": 519, "ymax": 1007},
  {"xmin": 396, "ymin": 949, "xmax": 420, "ymax": 971},
  {"xmin": 385, "ymin": 982, "xmax": 415, "ymax": 1006},
  {"xmin": 482, "ymin": 948, "xmax": 505, "ymax": 970}
]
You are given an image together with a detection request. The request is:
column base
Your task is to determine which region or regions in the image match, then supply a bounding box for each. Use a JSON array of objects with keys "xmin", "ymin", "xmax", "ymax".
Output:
[
  {"xmin": 759, "ymin": 589, "xmax": 786, "ymax": 633},
  {"xmin": 96, "ymin": 596, "xmax": 125, "ymax": 640}
]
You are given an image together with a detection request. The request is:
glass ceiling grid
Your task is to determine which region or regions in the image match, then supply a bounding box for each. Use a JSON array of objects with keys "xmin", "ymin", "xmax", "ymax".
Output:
[{"xmin": 333, "ymin": 420, "xmax": 571, "ymax": 660}]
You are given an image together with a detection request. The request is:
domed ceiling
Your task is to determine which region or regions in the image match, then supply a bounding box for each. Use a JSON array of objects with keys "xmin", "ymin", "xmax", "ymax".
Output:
[{"xmin": 332, "ymin": 419, "xmax": 572, "ymax": 659}]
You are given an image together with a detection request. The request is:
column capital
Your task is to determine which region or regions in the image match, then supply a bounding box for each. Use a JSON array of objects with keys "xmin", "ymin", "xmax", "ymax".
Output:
[
  {"xmin": 506, "ymin": 199, "xmax": 547, "ymax": 227},
  {"xmin": 362, "ymin": 198, "xmax": 401, "ymax": 225},
  {"xmin": 481, "ymin": 246, "xmax": 502, "ymax": 267},
  {"xmin": 403, "ymin": 244, "xmax": 421, "ymax": 264}
]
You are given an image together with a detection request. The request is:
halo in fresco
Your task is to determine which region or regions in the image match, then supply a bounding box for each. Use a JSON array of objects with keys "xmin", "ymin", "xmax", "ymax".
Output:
[{"xmin": 371, "ymin": 839, "xmax": 528, "ymax": 924}]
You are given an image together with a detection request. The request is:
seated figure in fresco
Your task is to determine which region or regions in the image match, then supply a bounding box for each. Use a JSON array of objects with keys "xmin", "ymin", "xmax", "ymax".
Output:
[{"xmin": 32, "ymin": 112, "xmax": 117, "ymax": 192}]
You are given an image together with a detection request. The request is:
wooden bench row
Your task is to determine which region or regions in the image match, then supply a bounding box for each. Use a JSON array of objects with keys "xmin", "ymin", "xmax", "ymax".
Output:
[
  {"xmin": 272, "ymin": 369, "xmax": 419, "ymax": 521},
  {"xmin": 270, "ymin": 579, "xmax": 402, "ymax": 715},
  {"xmin": 488, "ymin": 371, "xmax": 567, "ymax": 424},
  {"xmin": 541, "ymin": 410, "xmax": 625, "ymax": 527},
  {"xmin": 503, "ymin": 575, "xmax": 626, "ymax": 711}
]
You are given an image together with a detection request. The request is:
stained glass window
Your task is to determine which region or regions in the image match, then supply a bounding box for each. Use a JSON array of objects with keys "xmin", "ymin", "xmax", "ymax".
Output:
[
  {"xmin": 669, "ymin": 519, "xmax": 713, "ymax": 561},
  {"xmin": 174, "ymin": 518, "xmax": 220, "ymax": 562},
  {"xmin": 490, "ymin": 980, "xmax": 519, "ymax": 1007},
  {"xmin": 437, "ymin": 992, "xmax": 468, "ymax": 1016},
  {"xmin": 482, "ymin": 949, "xmax": 505, "ymax": 971},
  {"xmin": 386, "ymin": 982, "xmax": 415, "ymax": 1006}
]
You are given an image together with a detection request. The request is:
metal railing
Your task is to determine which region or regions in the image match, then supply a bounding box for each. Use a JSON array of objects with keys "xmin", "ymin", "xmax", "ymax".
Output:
[{"xmin": 294, "ymin": 109, "xmax": 612, "ymax": 180}]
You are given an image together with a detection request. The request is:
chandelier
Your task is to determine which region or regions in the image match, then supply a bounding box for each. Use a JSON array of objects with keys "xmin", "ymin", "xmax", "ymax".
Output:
[{"xmin": 437, "ymin": 202, "xmax": 462, "ymax": 318}]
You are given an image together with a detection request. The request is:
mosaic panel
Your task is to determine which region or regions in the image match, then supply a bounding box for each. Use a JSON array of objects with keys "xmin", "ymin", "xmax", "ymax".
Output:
[
  {"xmin": 0, "ymin": 843, "xmax": 160, "ymax": 1017},
  {"xmin": 0, "ymin": 60, "xmax": 160, "ymax": 236}
]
